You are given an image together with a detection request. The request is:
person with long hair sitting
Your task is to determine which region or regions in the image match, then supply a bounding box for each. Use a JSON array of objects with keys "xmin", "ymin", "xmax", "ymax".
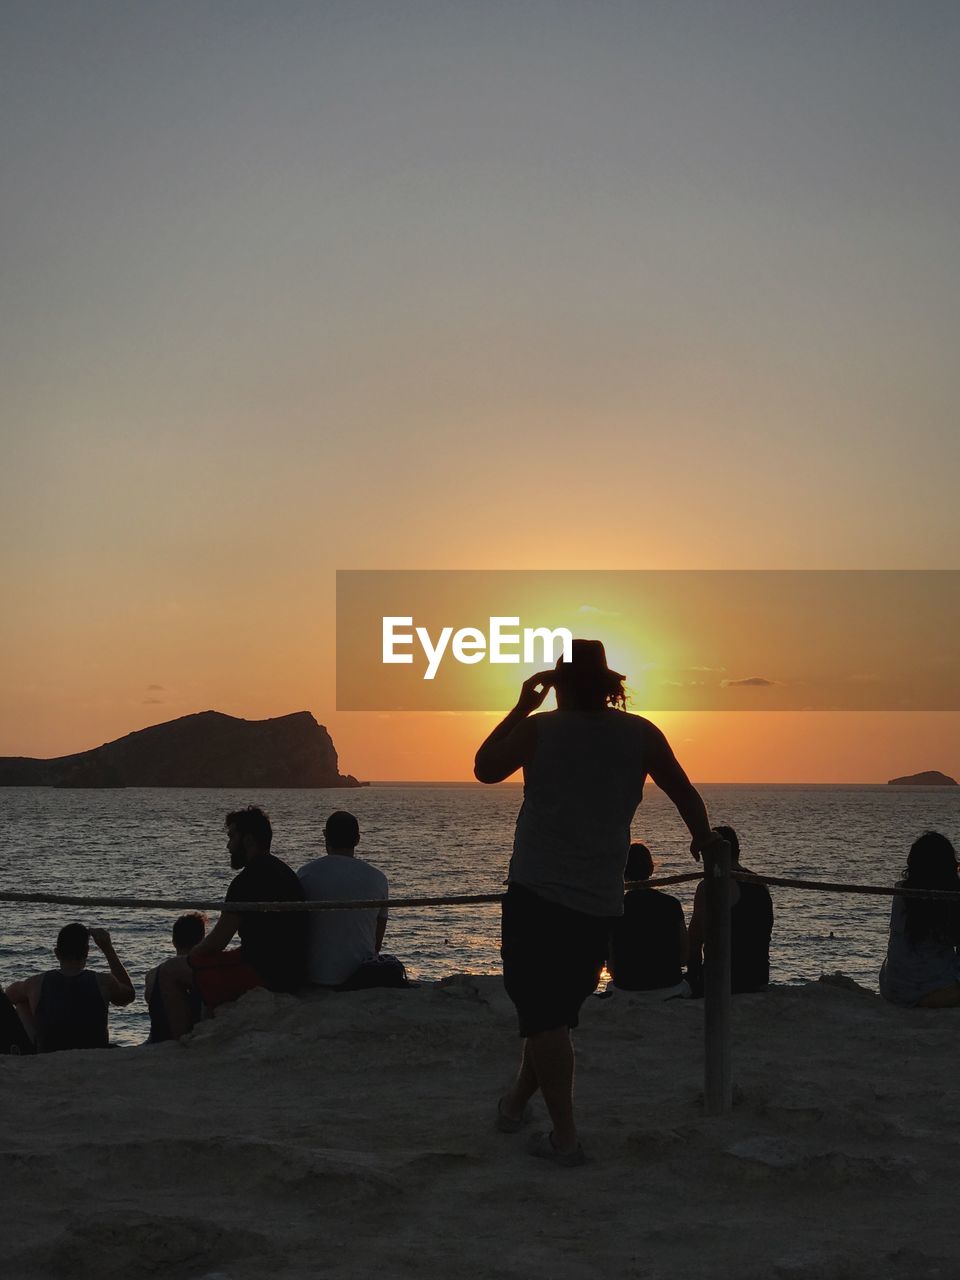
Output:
[{"xmin": 880, "ymin": 831, "xmax": 960, "ymax": 1008}]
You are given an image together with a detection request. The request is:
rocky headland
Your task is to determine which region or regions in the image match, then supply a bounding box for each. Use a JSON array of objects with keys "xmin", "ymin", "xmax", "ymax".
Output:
[
  {"xmin": 886, "ymin": 770, "xmax": 957, "ymax": 786},
  {"xmin": 0, "ymin": 710, "xmax": 362, "ymax": 788}
]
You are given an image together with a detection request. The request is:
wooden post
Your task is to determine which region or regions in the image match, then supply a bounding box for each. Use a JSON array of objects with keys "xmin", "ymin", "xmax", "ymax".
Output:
[{"xmin": 703, "ymin": 836, "xmax": 732, "ymax": 1115}]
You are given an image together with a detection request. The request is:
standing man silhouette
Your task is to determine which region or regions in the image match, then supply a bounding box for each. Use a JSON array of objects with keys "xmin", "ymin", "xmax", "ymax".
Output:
[{"xmin": 475, "ymin": 639, "xmax": 720, "ymax": 1165}]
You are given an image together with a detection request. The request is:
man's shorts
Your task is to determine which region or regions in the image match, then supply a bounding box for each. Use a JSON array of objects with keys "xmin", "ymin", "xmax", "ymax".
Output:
[
  {"xmin": 189, "ymin": 949, "xmax": 264, "ymax": 1010},
  {"xmin": 501, "ymin": 883, "xmax": 613, "ymax": 1037}
]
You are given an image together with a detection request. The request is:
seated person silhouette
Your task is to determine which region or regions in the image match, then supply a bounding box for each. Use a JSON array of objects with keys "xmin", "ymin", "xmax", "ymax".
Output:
[
  {"xmin": 687, "ymin": 825, "xmax": 773, "ymax": 995},
  {"xmin": 298, "ymin": 811, "xmax": 404, "ymax": 989},
  {"xmin": 608, "ymin": 843, "xmax": 689, "ymax": 996},
  {"xmin": 4, "ymin": 923, "xmax": 135, "ymax": 1052},
  {"xmin": 160, "ymin": 806, "xmax": 308, "ymax": 1038},
  {"xmin": 145, "ymin": 913, "xmax": 207, "ymax": 1042},
  {"xmin": 879, "ymin": 831, "xmax": 960, "ymax": 1008}
]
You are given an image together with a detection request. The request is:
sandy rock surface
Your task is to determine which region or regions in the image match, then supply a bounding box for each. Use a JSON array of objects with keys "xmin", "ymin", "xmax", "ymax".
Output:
[{"xmin": 2, "ymin": 975, "xmax": 954, "ymax": 1280}]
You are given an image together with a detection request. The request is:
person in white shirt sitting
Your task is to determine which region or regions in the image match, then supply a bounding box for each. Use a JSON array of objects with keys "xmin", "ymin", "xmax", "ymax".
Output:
[{"xmin": 298, "ymin": 811, "xmax": 399, "ymax": 989}]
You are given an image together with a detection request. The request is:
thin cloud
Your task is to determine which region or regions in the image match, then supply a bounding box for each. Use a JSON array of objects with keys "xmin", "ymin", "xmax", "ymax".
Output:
[
  {"xmin": 721, "ymin": 676, "xmax": 778, "ymax": 688},
  {"xmin": 576, "ymin": 604, "xmax": 621, "ymax": 619},
  {"xmin": 689, "ymin": 665, "xmax": 726, "ymax": 673},
  {"xmin": 146, "ymin": 683, "xmax": 165, "ymax": 691},
  {"xmin": 142, "ymin": 697, "xmax": 165, "ymax": 705}
]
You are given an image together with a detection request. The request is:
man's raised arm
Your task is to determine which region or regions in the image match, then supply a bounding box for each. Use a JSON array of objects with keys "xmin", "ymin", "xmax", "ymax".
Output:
[
  {"xmin": 189, "ymin": 911, "xmax": 240, "ymax": 959},
  {"xmin": 474, "ymin": 671, "xmax": 551, "ymax": 783},
  {"xmin": 644, "ymin": 724, "xmax": 716, "ymax": 860},
  {"xmin": 89, "ymin": 929, "xmax": 136, "ymax": 1006}
]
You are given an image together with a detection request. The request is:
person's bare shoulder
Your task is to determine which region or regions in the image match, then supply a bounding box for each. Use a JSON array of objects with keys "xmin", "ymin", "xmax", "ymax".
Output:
[
  {"xmin": 628, "ymin": 712, "xmax": 668, "ymax": 738},
  {"xmin": 619, "ymin": 713, "xmax": 672, "ymax": 761}
]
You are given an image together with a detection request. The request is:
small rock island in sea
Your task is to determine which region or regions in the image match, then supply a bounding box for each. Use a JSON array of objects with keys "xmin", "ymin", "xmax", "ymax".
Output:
[
  {"xmin": 886, "ymin": 770, "xmax": 958, "ymax": 786},
  {"xmin": 0, "ymin": 710, "xmax": 364, "ymax": 788}
]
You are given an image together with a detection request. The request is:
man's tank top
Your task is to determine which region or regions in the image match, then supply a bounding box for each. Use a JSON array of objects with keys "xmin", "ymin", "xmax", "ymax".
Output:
[
  {"xmin": 34, "ymin": 970, "xmax": 108, "ymax": 1053},
  {"xmin": 509, "ymin": 709, "xmax": 649, "ymax": 916}
]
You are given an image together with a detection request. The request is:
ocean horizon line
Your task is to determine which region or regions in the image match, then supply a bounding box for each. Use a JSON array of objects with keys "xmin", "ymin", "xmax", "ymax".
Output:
[
  {"xmin": 368, "ymin": 778, "xmax": 952, "ymax": 788},
  {"xmin": 1, "ymin": 778, "xmax": 954, "ymax": 790}
]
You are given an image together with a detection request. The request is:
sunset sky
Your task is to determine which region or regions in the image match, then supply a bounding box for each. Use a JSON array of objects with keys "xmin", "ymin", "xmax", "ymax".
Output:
[{"xmin": 2, "ymin": 2, "xmax": 958, "ymax": 782}]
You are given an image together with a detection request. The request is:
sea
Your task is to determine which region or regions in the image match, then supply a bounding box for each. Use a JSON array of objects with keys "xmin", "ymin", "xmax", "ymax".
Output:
[{"xmin": 2, "ymin": 783, "xmax": 958, "ymax": 1046}]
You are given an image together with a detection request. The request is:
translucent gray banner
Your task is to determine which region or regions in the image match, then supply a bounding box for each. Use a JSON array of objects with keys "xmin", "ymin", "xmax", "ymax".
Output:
[{"xmin": 336, "ymin": 570, "xmax": 959, "ymax": 712}]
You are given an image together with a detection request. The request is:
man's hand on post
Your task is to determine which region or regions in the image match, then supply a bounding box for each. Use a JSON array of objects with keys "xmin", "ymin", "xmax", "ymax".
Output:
[{"xmin": 689, "ymin": 830, "xmax": 730, "ymax": 863}]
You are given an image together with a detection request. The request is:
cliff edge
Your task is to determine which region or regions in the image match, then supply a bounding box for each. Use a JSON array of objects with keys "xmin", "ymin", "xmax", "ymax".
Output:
[{"xmin": 0, "ymin": 711, "xmax": 363, "ymax": 788}]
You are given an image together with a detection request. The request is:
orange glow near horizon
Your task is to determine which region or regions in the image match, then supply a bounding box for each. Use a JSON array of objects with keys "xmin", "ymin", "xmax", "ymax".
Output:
[
  {"xmin": 3, "ymin": 570, "xmax": 959, "ymax": 784},
  {"xmin": 326, "ymin": 709, "xmax": 960, "ymax": 785},
  {"xmin": 3, "ymin": 565, "xmax": 959, "ymax": 785}
]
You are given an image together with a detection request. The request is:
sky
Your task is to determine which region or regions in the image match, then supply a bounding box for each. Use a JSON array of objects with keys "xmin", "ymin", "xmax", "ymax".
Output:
[{"xmin": 2, "ymin": 1, "xmax": 958, "ymax": 781}]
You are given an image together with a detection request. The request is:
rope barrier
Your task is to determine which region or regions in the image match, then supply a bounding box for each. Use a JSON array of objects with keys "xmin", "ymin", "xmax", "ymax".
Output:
[
  {"xmin": 0, "ymin": 872, "xmax": 705, "ymax": 914},
  {"xmin": 732, "ymin": 871, "xmax": 960, "ymax": 901},
  {"xmin": 639, "ymin": 873, "xmax": 705, "ymax": 888},
  {"xmin": 0, "ymin": 889, "xmax": 502, "ymax": 912},
  {"xmin": 3, "ymin": 869, "xmax": 958, "ymax": 913}
]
